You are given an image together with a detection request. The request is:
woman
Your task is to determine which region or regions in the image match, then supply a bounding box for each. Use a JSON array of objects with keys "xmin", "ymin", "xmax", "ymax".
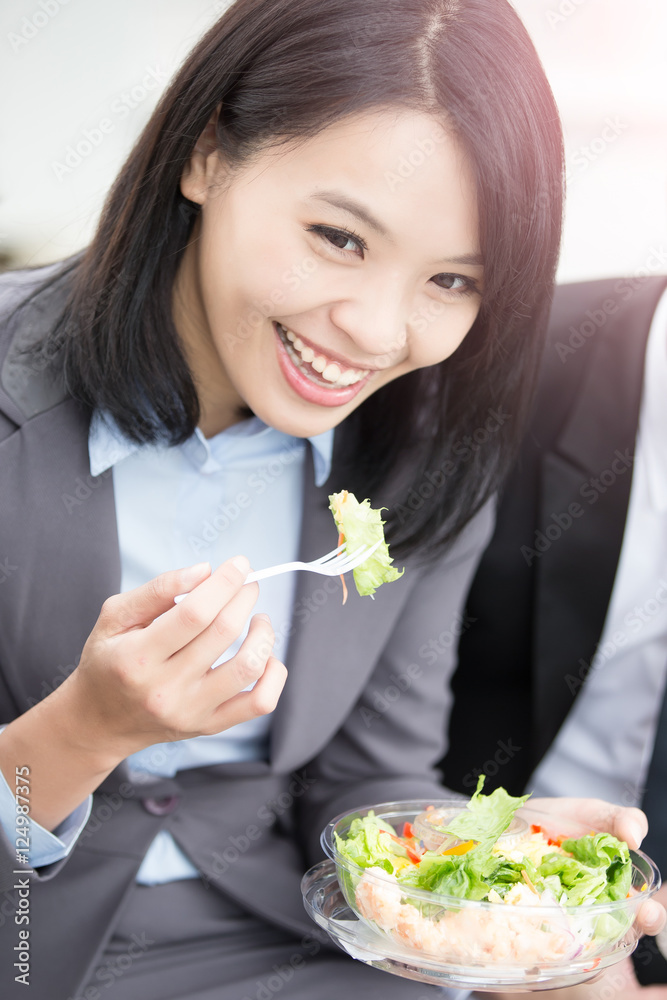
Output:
[{"xmin": 0, "ymin": 1, "xmax": 659, "ymax": 998}]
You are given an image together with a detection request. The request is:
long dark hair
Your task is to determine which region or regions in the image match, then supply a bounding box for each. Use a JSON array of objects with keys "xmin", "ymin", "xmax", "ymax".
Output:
[{"xmin": 30, "ymin": 0, "xmax": 564, "ymax": 559}]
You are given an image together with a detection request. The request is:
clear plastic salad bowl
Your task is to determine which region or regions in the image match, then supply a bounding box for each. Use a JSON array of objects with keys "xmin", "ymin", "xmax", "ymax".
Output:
[{"xmin": 318, "ymin": 799, "xmax": 661, "ymax": 988}]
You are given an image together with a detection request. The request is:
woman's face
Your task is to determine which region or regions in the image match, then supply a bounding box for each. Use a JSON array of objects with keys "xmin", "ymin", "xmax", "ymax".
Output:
[{"xmin": 177, "ymin": 108, "xmax": 483, "ymax": 438}]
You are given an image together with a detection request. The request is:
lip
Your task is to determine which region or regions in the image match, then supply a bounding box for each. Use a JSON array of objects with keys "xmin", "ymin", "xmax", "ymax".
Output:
[
  {"xmin": 279, "ymin": 325, "xmax": 384, "ymax": 374},
  {"xmin": 273, "ymin": 323, "xmax": 374, "ymax": 407}
]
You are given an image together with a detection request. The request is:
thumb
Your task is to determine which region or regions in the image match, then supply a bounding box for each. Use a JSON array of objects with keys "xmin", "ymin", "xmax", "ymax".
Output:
[{"xmin": 97, "ymin": 563, "xmax": 212, "ymax": 635}]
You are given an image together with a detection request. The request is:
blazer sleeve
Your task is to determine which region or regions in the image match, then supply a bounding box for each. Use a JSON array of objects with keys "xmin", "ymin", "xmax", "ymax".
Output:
[{"xmin": 296, "ymin": 499, "xmax": 495, "ymax": 864}]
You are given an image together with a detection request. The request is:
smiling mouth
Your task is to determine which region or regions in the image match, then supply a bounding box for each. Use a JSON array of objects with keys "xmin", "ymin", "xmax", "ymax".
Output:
[{"xmin": 275, "ymin": 323, "xmax": 371, "ymax": 389}]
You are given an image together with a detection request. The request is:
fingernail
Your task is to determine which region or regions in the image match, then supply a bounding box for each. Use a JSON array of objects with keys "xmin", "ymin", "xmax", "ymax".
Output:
[
  {"xmin": 181, "ymin": 562, "xmax": 210, "ymax": 583},
  {"xmin": 231, "ymin": 555, "xmax": 250, "ymax": 574},
  {"xmin": 255, "ymin": 613, "xmax": 271, "ymax": 623},
  {"xmin": 628, "ymin": 820, "xmax": 645, "ymax": 847}
]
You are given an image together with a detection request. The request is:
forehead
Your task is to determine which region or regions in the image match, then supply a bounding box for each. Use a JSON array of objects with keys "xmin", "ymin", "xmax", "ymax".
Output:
[{"xmin": 224, "ymin": 108, "xmax": 481, "ymax": 260}]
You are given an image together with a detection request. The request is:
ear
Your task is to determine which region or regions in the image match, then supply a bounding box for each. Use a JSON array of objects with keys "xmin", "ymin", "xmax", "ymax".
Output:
[{"xmin": 180, "ymin": 107, "xmax": 225, "ymax": 205}]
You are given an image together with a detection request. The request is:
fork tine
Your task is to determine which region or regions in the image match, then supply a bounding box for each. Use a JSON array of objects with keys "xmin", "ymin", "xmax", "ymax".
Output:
[
  {"xmin": 313, "ymin": 543, "xmax": 346, "ymax": 565},
  {"xmin": 326, "ymin": 539, "xmax": 383, "ymax": 574}
]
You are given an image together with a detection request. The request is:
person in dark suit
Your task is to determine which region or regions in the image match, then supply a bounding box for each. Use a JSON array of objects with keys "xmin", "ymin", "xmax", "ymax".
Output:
[{"xmin": 443, "ymin": 272, "xmax": 667, "ymax": 996}]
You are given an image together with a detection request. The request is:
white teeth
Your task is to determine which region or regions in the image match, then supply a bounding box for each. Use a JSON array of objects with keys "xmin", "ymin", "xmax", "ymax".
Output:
[
  {"xmin": 277, "ymin": 324, "xmax": 370, "ymax": 388},
  {"xmin": 322, "ymin": 363, "xmax": 342, "ymax": 383}
]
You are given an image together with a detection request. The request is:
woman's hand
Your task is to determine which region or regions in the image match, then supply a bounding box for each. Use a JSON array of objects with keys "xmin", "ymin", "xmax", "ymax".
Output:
[
  {"xmin": 64, "ymin": 556, "xmax": 287, "ymax": 760},
  {"xmin": 530, "ymin": 797, "xmax": 666, "ymax": 939},
  {"xmin": 485, "ymin": 954, "xmax": 667, "ymax": 1000},
  {"xmin": 0, "ymin": 556, "xmax": 286, "ymax": 832}
]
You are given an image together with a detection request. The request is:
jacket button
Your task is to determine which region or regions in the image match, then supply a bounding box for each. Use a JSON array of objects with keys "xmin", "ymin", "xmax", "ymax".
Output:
[{"xmin": 141, "ymin": 795, "xmax": 180, "ymax": 816}]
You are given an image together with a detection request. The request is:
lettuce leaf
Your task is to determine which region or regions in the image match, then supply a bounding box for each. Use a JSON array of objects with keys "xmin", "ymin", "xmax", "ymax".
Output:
[
  {"xmin": 334, "ymin": 781, "xmax": 633, "ymax": 916},
  {"xmin": 400, "ymin": 777, "xmax": 531, "ymax": 898},
  {"xmin": 333, "ymin": 812, "xmax": 403, "ymax": 874},
  {"xmin": 400, "ymin": 850, "xmax": 497, "ymax": 900},
  {"xmin": 443, "ymin": 775, "xmax": 531, "ymax": 856},
  {"xmin": 560, "ymin": 833, "xmax": 632, "ymax": 903},
  {"xmin": 329, "ymin": 491, "xmax": 403, "ymax": 598},
  {"xmin": 537, "ymin": 852, "xmax": 608, "ymax": 905}
]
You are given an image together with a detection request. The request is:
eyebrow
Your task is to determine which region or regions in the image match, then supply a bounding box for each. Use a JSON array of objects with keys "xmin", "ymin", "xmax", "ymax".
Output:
[{"xmin": 308, "ymin": 189, "xmax": 484, "ymax": 268}]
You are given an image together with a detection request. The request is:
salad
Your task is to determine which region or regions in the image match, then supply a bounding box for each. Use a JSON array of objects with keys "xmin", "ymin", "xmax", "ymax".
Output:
[
  {"xmin": 332, "ymin": 779, "xmax": 645, "ymax": 968},
  {"xmin": 329, "ymin": 490, "xmax": 403, "ymax": 602}
]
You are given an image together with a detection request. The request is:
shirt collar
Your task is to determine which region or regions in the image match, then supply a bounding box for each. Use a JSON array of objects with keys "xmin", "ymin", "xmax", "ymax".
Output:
[
  {"xmin": 88, "ymin": 411, "xmax": 334, "ymax": 488},
  {"xmin": 638, "ymin": 285, "xmax": 667, "ymax": 512}
]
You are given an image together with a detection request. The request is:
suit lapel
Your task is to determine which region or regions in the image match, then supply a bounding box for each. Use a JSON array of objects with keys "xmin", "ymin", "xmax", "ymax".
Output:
[
  {"xmin": 532, "ymin": 278, "xmax": 667, "ymax": 760},
  {"xmin": 270, "ymin": 448, "xmax": 419, "ymax": 773}
]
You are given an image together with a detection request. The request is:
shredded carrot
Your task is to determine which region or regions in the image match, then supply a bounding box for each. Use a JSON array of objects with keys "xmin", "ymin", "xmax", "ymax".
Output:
[
  {"xmin": 441, "ymin": 839, "xmax": 476, "ymax": 856},
  {"xmin": 403, "ymin": 822, "xmax": 414, "ymax": 839},
  {"xmin": 389, "ymin": 833, "xmax": 422, "ymax": 864},
  {"xmin": 521, "ymin": 869, "xmax": 539, "ymax": 894},
  {"xmin": 337, "ymin": 531, "xmax": 348, "ymax": 604},
  {"xmin": 531, "ymin": 824, "xmax": 542, "ymax": 835}
]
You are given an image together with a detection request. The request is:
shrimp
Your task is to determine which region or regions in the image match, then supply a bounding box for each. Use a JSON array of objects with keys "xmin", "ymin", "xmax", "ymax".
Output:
[{"xmin": 355, "ymin": 868, "xmax": 403, "ymax": 930}]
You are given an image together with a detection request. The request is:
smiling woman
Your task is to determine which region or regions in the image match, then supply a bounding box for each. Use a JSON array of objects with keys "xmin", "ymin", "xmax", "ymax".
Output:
[
  {"xmin": 0, "ymin": 2, "xmax": 579, "ymax": 999},
  {"xmin": 29, "ymin": 0, "xmax": 564, "ymax": 559}
]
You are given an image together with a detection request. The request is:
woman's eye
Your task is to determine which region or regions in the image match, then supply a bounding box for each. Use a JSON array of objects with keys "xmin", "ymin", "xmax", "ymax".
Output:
[
  {"xmin": 307, "ymin": 225, "xmax": 366, "ymax": 257},
  {"xmin": 431, "ymin": 273, "xmax": 475, "ymax": 294}
]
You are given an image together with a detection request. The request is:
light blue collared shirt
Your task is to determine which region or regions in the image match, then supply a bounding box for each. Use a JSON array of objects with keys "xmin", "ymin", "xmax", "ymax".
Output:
[{"xmin": 0, "ymin": 412, "xmax": 333, "ymax": 883}]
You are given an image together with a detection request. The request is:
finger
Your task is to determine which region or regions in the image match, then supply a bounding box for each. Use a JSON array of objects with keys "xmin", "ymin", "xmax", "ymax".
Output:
[
  {"xmin": 147, "ymin": 556, "xmax": 253, "ymax": 659},
  {"xmin": 170, "ymin": 587, "xmax": 264, "ymax": 678},
  {"xmin": 202, "ymin": 614, "xmax": 276, "ymax": 702},
  {"xmin": 637, "ymin": 899, "xmax": 667, "ymax": 936},
  {"xmin": 530, "ymin": 797, "xmax": 648, "ymax": 849},
  {"xmin": 205, "ymin": 656, "xmax": 287, "ymax": 733},
  {"xmin": 96, "ymin": 562, "xmax": 212, "ymax": 636}
]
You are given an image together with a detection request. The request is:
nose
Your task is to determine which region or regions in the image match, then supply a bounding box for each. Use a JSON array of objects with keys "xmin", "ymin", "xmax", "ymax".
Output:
[{"xmin": 328, "ymin": 275, "xmax": 409, "ymax": 366}]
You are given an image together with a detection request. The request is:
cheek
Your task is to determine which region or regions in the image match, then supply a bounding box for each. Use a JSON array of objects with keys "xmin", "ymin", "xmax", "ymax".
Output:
[{"xmin": 409, "ymin": 300, "xmax": 480, "ymax": 367}]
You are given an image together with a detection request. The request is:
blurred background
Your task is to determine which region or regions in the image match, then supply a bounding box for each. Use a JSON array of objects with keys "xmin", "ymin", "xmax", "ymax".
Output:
[{"xmin": 0, "ymin": 0, "xmax": 665, "ymax": 283}]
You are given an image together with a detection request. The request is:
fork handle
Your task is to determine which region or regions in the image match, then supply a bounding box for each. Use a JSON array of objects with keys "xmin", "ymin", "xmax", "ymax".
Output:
[{"xmin": 174, "ymin": 563, "xmax": 298, "ymax": 603}]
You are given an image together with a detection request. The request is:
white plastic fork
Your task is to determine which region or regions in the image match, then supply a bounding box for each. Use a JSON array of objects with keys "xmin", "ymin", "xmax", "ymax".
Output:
[{"xmin": 174, "ymin": 539, "xmax": 382, "ymax": 603}]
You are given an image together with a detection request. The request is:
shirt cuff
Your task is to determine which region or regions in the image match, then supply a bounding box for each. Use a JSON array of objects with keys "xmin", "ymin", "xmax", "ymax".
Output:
[{"xmin": 0, "ymin": 747, "xmax": 92, "ymax": 869}]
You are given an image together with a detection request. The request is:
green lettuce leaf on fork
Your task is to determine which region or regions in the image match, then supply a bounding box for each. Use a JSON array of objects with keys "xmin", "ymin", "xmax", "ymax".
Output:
[{"xmin": 329, "ymin": 490, "xmax": 403, "ymax": 598}]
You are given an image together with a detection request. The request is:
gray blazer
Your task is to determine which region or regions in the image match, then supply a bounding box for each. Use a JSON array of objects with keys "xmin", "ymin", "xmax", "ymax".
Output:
[{"xmin": 0, "ymin": 265, "xmax": 493, "ymax": 998}]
